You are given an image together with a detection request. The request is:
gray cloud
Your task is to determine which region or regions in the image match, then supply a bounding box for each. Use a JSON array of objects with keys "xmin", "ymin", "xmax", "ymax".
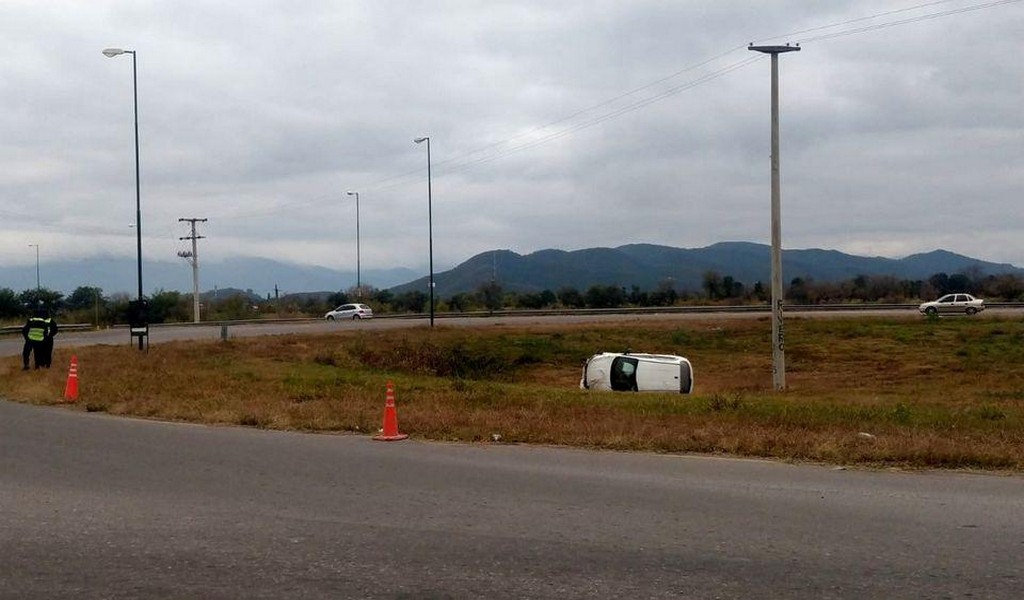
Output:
[{"xmin": 1, "ymin": 0, "xmax": 1021, "ymax": 279}]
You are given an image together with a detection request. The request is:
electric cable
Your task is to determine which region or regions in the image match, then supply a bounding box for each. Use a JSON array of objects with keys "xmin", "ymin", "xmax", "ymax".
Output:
[{"xmin": 190, "ymin": 0, "xmax": 1024, "ymax": 220}]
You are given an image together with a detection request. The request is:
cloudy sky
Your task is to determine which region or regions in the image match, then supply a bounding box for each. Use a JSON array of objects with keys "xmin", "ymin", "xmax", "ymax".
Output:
[{"xmin": 2, "ymin": 0, "xmax": 1021, "ymax": 280}]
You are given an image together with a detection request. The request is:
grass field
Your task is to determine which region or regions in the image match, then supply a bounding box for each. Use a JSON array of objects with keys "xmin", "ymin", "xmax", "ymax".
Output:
[{"xmin": 3, "ymin": 314, "xmax": 1023, "ymax": 470}]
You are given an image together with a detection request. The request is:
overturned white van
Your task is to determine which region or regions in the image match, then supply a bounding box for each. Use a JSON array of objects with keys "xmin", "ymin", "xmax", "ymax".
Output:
[{"xmin": 579, "ymin": 352, "xmax": 694, "ymax": 394}]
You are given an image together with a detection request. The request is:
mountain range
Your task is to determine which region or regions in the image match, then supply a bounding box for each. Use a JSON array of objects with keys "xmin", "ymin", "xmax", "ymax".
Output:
[
  {"xmin": 2, "ymin": 242, "xmax": 1021, "ymax": 298},
  {"xmin": 0, "ymin": 256, "xmax": 416, "ymax": 299},
  {"xmin": 392, "ymin": 242, "xmax": 1024, "ymax": 296}
]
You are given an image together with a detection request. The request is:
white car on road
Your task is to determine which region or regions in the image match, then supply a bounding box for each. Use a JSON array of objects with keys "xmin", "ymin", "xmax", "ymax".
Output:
[
  {"xmin": 324, "ymin": 303, "xmax": 373, "ymax": 320},
  {"xmin": 918, "ymin": 293, "xmax": 985, "ymax": 316}
]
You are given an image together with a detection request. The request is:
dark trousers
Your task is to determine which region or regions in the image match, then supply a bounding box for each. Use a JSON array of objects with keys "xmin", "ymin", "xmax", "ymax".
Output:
[
  {"xmin": 22, "ymin": 340, "xmax": 44, "ymax": 369},
  {"xmin": 40, "ymin": 338, "xmax": 54, "ymax": 368}
]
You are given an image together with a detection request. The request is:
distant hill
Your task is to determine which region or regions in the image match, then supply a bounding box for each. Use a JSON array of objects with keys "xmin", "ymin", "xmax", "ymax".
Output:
[
  {"xmin": 0, "ymin": 256, "xmax": 417, "ymax": 297},
  {"xmin": 390, "ymin": 242, "xmax": 1024, "ymax": 297},
  {"xmin": 199, "ymin": 288, "xmax": 264, "ymax": 304}
]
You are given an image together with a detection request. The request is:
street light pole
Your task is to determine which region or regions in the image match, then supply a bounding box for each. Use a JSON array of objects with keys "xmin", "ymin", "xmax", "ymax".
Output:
[
  {"xmin": 346, "ymin": 191, "xmax": 361, "ymax": 297},
  {"xmin": 749, "ymin": 43, "xmax": 800, "ymax": 391},
  {"xmin": 414, "ymin": 137, "xmax": 434, "ymax": 327},
  {"xmin": 103, "ymin": 47, "xmax": 144, "ymax": 350},
  {"xmin": 28, "ymin": 244, "xmax": 39, "ymax": 290}
]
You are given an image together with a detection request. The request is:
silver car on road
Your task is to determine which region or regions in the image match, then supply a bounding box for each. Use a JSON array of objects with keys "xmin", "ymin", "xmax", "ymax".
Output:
[
  {"xmin": 324, "ymin": 303, "xmax": 374, "ymax": 320},
  {"xmin": 918, "ymin": 293, "xmax": 985, "ymax": 316}
]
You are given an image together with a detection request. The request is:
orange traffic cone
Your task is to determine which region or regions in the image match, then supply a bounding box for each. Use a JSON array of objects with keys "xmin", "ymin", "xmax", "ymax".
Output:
[
  {"xmin": 63, "ymin": 355, "xmax": 79, "ymax": 402},
  {"xmin": 373, "ymin": 381, "xmax": 408, "ymax": 441}
]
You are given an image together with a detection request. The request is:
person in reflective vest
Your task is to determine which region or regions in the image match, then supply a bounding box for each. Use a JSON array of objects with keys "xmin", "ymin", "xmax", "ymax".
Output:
[
  {"xmin": 21, "ymin": 307, "xmax": 58, "ymax": 370},
  {"xmin": 39, "ymin": 308, "xmax": 59, "ymax": 368}
]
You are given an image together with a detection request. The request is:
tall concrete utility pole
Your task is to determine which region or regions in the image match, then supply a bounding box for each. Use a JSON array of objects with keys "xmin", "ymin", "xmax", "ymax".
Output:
[
  {"xmin": 413, "ymin": 136, "xmax": 435, "ymax": 328},
  {"xmin": 28, "ymin": 244, "xmax": 40, "ymax": 290},
  {"xmin": 345, "ymin": 191, "xmax": 362, "ymax": 297},
  {"xmin": 177, "ymin": 218, "xmax": 208, "ymax": 323},
  {"xmin": 748, "ymin": 43, "xmax": 800, "ymax": 391}
]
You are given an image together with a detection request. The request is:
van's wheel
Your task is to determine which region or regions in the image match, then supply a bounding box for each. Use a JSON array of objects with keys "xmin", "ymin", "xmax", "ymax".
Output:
[
  {"xmin": 925, "ymin": 307, "xmax": 937, "ymax": 317},
  {"xmin": 966, "ymin": 307, "xmax": 978, "ymax": 315}
]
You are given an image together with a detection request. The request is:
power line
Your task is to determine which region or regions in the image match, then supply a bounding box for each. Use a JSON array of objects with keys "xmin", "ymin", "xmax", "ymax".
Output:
[
  {"xmin": 361, "ymin": 55, "xmax": 763, "ymax": 195},
  {"xmin": 429, "ymin": 57, "xmax": 765, "ymax": 180},
  {"xmin": 200, "ymin": 0, "xmax": 1021, "ymax": 220},
  {"xmin": 427, "ymin": 0, "xmax": 974, "ymax": 178},
  {"xmin": 425, "ymin": 49, "xmax": 753, "ymax": 172},
  {"xmin": 359, "ymin": 49, "xmax": 757, "ymax": 194},
  {"xmin": 357, "ymin": 0, "xmax": 1020, "ymax": 193},
  {"xmin": 798, "ymin": 0, "xmax": 1020, "ymax": 43},
  {"xmin": 751, "ymin": 0, "xmax": 964, "ymax": 44}
]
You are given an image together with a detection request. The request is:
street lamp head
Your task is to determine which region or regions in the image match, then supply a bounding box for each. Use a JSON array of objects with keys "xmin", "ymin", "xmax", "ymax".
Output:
[
  {"xmin": 102, "ymin": 48, "xmax": 126, "ymax": 58},
  {"xmin": 748, "ymin": 44, "xmax": 801, "ymax": 54},
  {"xmin": 414, "ymin": 137, "xmax": 428, "ymax": 144},
  {"xmin": 346, "ymin": 191, "xmax": 357, "ymax": 196}
]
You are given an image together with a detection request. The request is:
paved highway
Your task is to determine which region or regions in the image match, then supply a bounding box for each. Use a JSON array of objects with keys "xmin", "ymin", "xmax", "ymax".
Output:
[{"xmin": 1, "ymin": 400, "xmax": 1021, "ymax": 598}]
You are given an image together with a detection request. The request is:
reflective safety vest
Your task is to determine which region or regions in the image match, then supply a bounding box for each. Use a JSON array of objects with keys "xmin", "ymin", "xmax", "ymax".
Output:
[{"xmin": 26, "ymin": 317, "xmax": 51, "ymax": 342}]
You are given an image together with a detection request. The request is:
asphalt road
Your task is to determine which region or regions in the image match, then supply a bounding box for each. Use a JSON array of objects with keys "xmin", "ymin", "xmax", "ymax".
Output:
[{"xmin": 2, "ymin": 400, "xmax": 1022, "ymax": 599}]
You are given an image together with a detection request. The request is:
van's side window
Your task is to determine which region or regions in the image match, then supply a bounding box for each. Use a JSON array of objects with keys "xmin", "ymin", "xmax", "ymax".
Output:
[{"xmin": 610, "ymin": 357, "xmax": 639, "ymax": 391}]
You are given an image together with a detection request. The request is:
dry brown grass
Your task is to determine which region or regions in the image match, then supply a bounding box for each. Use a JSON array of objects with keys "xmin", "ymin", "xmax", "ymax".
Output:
[{"xmin": 2, "ymin": 315, "xmax": 1023, "ymax": 470}]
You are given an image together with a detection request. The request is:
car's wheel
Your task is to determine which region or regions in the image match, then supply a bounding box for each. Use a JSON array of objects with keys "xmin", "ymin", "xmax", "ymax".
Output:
[
  {"xmin": 326, "ymin": 316, "xmax": 335, "ymax": 321},
  {"xmin": 352, "ymin": 314, "xmax": 360, "ymax": 320},
  {"xmin": 925, "ymin": 307, "xmax": 938, "ymax": 317},
  {"xmin": 966, "ymin": 307, "xmax": 978, "ymax": 315}
]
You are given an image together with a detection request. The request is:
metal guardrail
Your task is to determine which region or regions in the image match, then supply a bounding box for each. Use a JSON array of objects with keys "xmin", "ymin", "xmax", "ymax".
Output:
[
  {"xmin": 0, "ymin": 323, "xmax": 96, "ymax": 336},
  {"xmin": 397, "ymin": 302, "xmax": 1024, "ymax": 319},
  {"xmin": 201, "ymin": 298, "xmax": 1024, "ymax": 321}
]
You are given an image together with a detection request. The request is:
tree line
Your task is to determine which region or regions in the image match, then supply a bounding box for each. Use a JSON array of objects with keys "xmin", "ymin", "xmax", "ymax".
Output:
[{"xmin": 2, "ymin": 270, "xmax": 1022, "ymax": 326}]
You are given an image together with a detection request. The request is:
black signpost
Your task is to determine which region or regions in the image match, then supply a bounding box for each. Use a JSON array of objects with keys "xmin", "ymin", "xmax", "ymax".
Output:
[{"xmin": 128, "ymin": 299, "xmax": 149, "ymax": 350}]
